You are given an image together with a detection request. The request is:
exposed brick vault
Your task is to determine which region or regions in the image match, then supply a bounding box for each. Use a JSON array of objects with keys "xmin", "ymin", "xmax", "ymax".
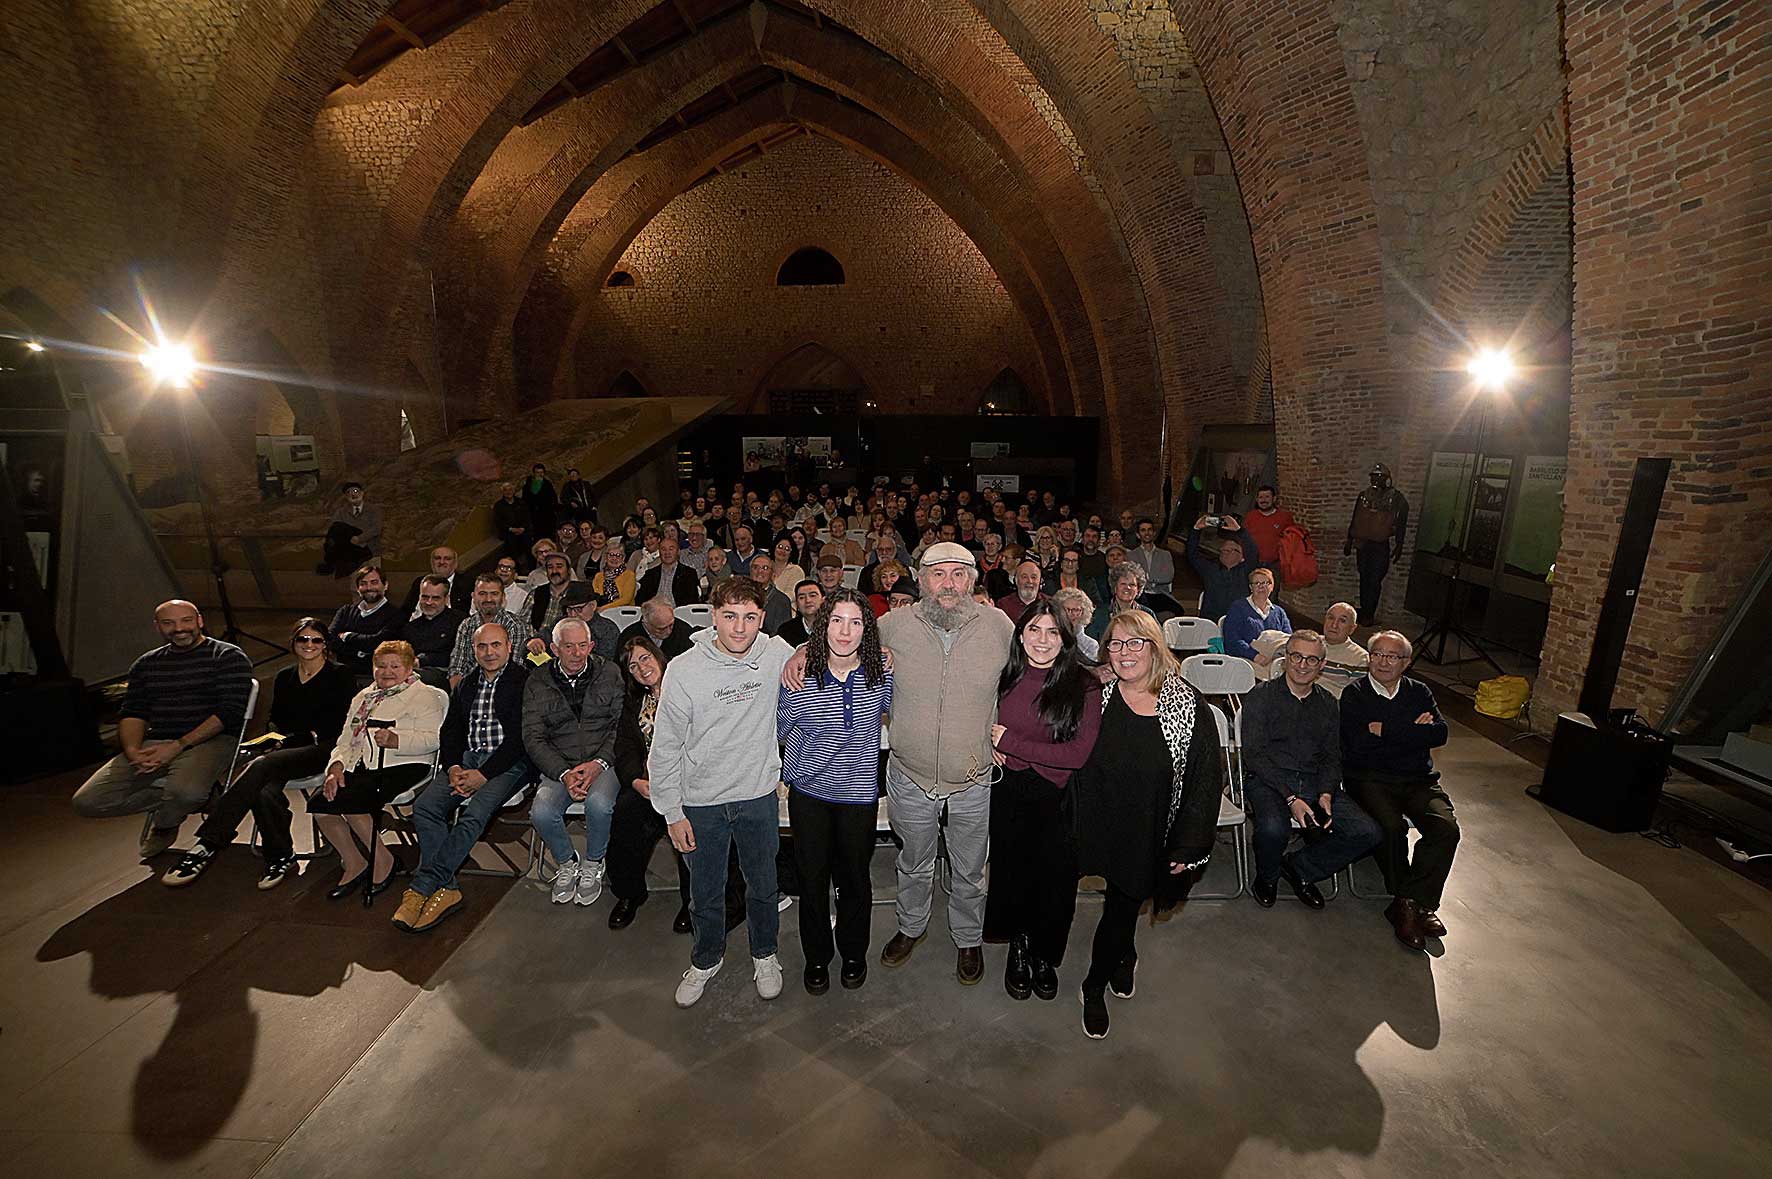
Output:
[{"xmin": 2, "ymin": 1, "xmax": 1767, "ymax": 730}]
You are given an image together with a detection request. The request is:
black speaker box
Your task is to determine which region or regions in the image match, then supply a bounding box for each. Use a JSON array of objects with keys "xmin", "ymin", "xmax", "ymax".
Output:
[
  {"xmin": 1534, "ymin": 711, "xmax": 1671, "ymax": 833},
  {"xmin": 0, "ymin": 678, "xmax": 101, "ymax": 783}
]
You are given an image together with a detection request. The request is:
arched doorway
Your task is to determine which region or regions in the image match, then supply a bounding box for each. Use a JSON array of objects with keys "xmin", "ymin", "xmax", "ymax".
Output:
[
  {"xmin": 609, "ymin": 369, "xmax": 648, "ymax": 397},
  {"xmin": 978, "ymin": 367, "xmax": 1032, "ymax": 414},
  {"xmin": 758, "ymin": 343, "xmax": 867, "ymax": 414}
]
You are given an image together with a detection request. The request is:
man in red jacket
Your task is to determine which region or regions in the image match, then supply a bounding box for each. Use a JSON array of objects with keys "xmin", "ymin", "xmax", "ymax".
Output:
[{"xmin": 1238, "ymin": 485, "xmax": 1296, "ymax": 581}]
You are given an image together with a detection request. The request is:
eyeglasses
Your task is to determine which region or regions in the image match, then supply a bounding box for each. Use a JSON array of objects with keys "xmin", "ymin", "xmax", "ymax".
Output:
[
  {"xmin": 1370, "ymin": 652, "xmax": 1409, "ymax": 663},
  {"xmin": 293, "ymin": 636, "xmax": 326, "ymax": 645},
  {"xmin": 1104, "ymin": 638, "xmax": 1150, "ymax": 653},
  {"xmin": 1285, "ymin": 652, "xmax": 1326, "ymax": 667}
]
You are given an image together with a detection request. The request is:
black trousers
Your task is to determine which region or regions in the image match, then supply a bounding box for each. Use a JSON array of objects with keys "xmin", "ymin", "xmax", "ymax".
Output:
[
  {"xmin": 606, "ymin": 784, "xmax": 690, "ymax": 905},
  {"xmin": 788, "ymin": 787, "xmax": 876, "ymax": 966},
  {"xmin": 1356, "ymin": 541, "xmax": 1392, "ymax": 621},
  {"xmin": 1343, "ymin": 771, "xmax": 1461, "ymax": 909},
  {"xmin": 1081, "ymin": 882, "xmax": 1142, "ymax": 993},
  {"xmin": 982, "ymin": 767, "xmax": 1078, "ymax": 965},
  {"xmin": 321, "ymin": 523, "xmax": 370, "ymax": 576},
  {"xmin": 194, "ymin": 744, "xmax": 329, "ymax": 860}
]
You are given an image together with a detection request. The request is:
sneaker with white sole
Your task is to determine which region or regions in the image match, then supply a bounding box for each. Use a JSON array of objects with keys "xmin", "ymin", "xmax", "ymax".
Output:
[
  {"xmin": 257, "ymin": 856, "xmax": 296, "ymax": 891},
  {"xmin": 675, "ymin": 960, "xmax": 723, "ymax": 1008},
  {"xmin": 551, "ymin": 856, "xmax": 581, "ymax": 904},
  {"xmin": 161, "ymin": 845, "xmax": 216, "ymax": 887},
  {"xmin": 753, "ymin": 953, "xmax": 784, "ymax": 1000},
  {"xmin": 575, "ymin": 858, "xmax": 605, "ymax": 906}
]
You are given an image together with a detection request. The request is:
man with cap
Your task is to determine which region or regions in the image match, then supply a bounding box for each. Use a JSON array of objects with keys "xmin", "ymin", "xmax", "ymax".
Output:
[
  {"xmin": 1345, "ymin": 463, "xmax": 1410, "ymax": 625},
  {"xmin": 321, "ymin": 481, "xmax": 381, "ymax": 575},
  {"xmin": 783, "ymin": 541, "xmax": 1013, "ymax": 985},
  {"xmin": 812, "ymin": 551, "xmax": 846, "ymax": 598},
  {"xmin": 551, "ymin": 580, "xmax": 621, "ymax": 660}
]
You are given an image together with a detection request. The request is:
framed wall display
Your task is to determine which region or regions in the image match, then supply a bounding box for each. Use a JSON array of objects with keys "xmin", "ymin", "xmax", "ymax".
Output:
[
  {"xmin": 1503, "ymin": 455, "xmax": 1567, "ymax": 580},
  {"xmin": 978, "ymin": 474, "xmax": 1021, "ymax": 493},
  {"xmin": 741, "ymin": 436, "xmax": 786, "ymax": 471}
]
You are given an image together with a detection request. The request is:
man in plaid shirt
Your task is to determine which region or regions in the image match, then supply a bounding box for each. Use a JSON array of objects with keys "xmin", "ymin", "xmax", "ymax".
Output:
[
  {"xmin": 449, "ymin": 572, "xmax": 534, "ymax": 689},
  {"xmin": 396, "ymin": 620, "xmax": 533, "ymax": 932}
]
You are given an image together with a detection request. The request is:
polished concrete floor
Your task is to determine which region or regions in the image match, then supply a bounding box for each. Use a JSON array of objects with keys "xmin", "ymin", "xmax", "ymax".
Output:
[{"xmin": 5, "ymin": 720, "xmax": 1771, "ymax": 1177}]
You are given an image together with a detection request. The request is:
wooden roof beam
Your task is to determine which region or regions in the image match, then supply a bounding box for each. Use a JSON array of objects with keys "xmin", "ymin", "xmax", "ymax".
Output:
[
  {"xmin": 384, "ymin": 16, "xmax": 426, "ymax": 51},
  {"xmin": 672, "ymin": 0, "xmax": 699, "ymax": 33},
  {"xmin": 612, "ymin": 35, "xmax": 640, "ymax": 66}
]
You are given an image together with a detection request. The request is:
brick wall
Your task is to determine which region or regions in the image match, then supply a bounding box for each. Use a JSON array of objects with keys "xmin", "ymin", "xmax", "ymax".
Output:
[
  {"xmin": 568, "ymin": 133, "xmax": 1044, "ymax": 412},
  {"xmin": 1538, "ymin": 0, "xmax": 1772, "ymax": 726}
]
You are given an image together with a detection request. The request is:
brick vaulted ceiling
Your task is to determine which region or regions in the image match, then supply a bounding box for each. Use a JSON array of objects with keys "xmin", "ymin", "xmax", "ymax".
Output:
[{"xmin": 299, "ymin": 0, "xmax": 1270, "ymax": 501}]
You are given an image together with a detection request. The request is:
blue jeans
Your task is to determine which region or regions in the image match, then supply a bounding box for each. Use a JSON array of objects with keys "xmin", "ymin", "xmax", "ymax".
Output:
[
  {"xmin": 530, "ymin": 765, "xmax": 620, "ymax": 866},
  {"xmin": 1247, "ymin": 780, "xmax": 1382, "ymax": 886},
  {"xmin": 411, "ymin": 749, "xmax": 531, "ymax": 896},
  {"xmin": 683, "ymin": 793, "xmax": 780, "ymax": 970}
]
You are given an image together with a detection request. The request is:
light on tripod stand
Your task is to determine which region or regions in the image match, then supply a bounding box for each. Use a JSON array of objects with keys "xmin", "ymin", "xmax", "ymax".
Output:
[
  {"xmin": 1466, "ymin": 347, "xmax": 1515, "ymax": 392},
  {"xmin": 140, "ymin": 339, "xmax": 198, "ymax": 387}
]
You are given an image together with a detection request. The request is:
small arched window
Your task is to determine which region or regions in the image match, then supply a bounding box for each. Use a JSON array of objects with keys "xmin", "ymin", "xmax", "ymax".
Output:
[
  {"xmin": 776, "ymin": 247, "xmax": 845, "ymax": 286},
  {"xmin": 606, "ymin": 270, "xmax": 636, "ymax": 287}
]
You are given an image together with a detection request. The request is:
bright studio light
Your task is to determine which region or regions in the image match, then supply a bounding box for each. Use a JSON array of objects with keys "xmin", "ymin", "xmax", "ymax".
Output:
[
  {"xmin": 1466, "ymin": 347, "xmax": 1515, "ymax": 391},
  {"xmin": 24, "ymin": 340, "xmax": 45, "ymax": 352},
  {"xmin": 141, "ymin": 340, "xmax": 198, "ymax": 387}
]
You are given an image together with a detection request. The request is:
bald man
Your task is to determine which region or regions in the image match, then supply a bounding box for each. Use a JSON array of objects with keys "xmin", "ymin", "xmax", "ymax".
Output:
[
  {"xmin": 400, "ymin": 546, "xmax": 472, "ymax": 616},
  {"xmin": 72, "ymin": 600, "xmax": 254, "ymax": 859}
]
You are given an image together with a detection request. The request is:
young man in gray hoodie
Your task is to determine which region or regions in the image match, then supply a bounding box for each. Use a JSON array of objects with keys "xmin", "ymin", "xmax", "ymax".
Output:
[{"xmin": 652, "ymin": 577, "xmax": 798, "ymax": 1008}]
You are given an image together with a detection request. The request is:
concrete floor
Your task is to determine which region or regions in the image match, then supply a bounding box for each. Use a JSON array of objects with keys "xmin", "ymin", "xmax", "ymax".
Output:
[{"xmin": 5, "ymin": 721, "xmax": 1771, "ymax": 1177}]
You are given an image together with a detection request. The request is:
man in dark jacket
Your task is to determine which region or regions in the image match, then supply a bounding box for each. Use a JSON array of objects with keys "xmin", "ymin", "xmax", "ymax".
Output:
[
  {"xmin": 1186, "ymin": 516, "xmax": 1255, "ymax": 622},
  {"xmin": 493, "ymin": 482, "xmax": 533, "ymax": 570},
  {"xmin": 523, "ymin": 616, "xmax": 626, "ymax": 906},
  {"xmin": 1240, "ymin": 629, "xmax": 1381, "ymax": 909},
  {"xmin": 1339, "ymin": 630, "xmax": 1457, "ymax": 951},
  {"xmin": 523, "ymin": 462, "xmax": 559, "ymax": 537},
  {"xmin": 400, "ymin": 575, "xmax": 466, "ymax": 682},
  {"xmin": 635, "ymin": 535, "xmax": 701, "ymax": 606},
  {"xmin": 396, "ymin": 621, "xmax": 532, "ymax": 933},
  {"xmin": 330, "ymin": 564, "xmax": 402, "ymax": 676},
  {"xmin": 621, "ymin": 597, "xmax": 695, "ymax": 658}
]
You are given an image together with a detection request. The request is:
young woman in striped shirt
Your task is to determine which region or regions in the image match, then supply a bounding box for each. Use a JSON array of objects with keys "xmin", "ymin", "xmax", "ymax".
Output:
[{"xmin": 778, "ymin": 587, "xmax": 894, "ymax": 995}]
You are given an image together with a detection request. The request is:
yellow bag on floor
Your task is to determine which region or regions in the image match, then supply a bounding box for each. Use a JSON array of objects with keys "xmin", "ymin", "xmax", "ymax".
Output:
[{"xmin": 1474, "ymin": 675, "xmax": 1531, "ymax": 719}]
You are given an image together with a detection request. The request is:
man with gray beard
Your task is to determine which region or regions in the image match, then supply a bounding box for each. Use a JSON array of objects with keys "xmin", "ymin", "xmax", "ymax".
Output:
[{"xmin": 783, "ymin": 541, "xmax": 1012, "ymax": 984}]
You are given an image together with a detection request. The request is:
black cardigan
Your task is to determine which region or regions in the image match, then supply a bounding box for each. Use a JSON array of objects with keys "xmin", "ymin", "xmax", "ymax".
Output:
[
  {"xmin": 1338, "ymin": 674, "xmax": 1448, "ymax": 780},
  {"xmin": 611, "ymin": 689, "xmax": 654, "ymax": 788},
  {"xmin": 439, "ymin": 660, "xmax": 530, "ymax": 781},
  {"xmin": 635, "ymin": 563, "xmax": 702, "ymax": 605}
]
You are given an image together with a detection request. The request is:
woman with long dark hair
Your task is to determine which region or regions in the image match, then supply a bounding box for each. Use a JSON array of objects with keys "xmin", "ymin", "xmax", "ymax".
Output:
[
  {"xmin": 161, "ymin": 616, "xmax": 354, "ymax": 890},
  {"xmin": 778, "ymin": 587, "xmax": 893, "ymax": 994},
  {"xmin": 1069, "ymin": 609, "xmax": 1222, "ymax": 1040},
  {"xmin": 604, "ymin": 632, "xmax": 694, "ymax": 933},
  {"xmin": 984, "ymin": 597, "xmax": 1103, "ymax": 1002}
]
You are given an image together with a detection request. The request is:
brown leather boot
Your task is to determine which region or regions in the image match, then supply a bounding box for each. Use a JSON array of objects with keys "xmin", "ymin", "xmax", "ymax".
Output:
[
  {"xmin": 880, "ymin": 931, "xmax": 925, "ymax": 967},
  {"xmin": 1385, "ymin": 897, "xmax": 1427, "ymax": 952},
  {"xmin": 956, "ymin": 946, "xmax": 984, "ymax": 985}
]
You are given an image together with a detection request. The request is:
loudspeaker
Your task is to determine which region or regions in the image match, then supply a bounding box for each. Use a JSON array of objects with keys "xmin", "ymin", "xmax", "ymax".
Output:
[
  {"xmin": 1579, "ymin": 458, "xmax": 1671, "ymax": 718},
  {"xmin": 1533, "ymin": 711, "xmax": 1670, "ymax": 833}
]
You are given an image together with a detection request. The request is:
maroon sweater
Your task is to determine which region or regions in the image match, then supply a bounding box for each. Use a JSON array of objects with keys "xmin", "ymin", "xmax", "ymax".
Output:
[{"xmin": 996, "ymin": 667, "xmax": 1103, "ymax": 787}]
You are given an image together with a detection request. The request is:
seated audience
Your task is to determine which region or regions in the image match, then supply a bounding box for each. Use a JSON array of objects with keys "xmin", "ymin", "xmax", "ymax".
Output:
[
  {"xmin": 1085, "ymin": 563, "xmax": 1154, "ymax": 643},
  {"xmin": 698, "ymin": 544, "xmax": 732, "ymax": 599},
  {"xmin": 1314, "ymin": 601, "xmax": 1370, "ymax": 697},
  {"xmin": 311, "ymin": 640, "xmax": 450, "ymax": 902},
  {"xmin": 321, "ymin": 481, "xmax": 381, "ymax": 576},
  {"xmin": 679, "ymin": 520, "xmax": 712, "ymax": 575},
  {"xmin": 605, "ymin": 634, "xmax": 693, "ymax": 932},
  {"xmin": 622, "ymin": 596, "xmax": 695, "ymax": 658},
  {"xmin": 727, "ymin": 524, "xmax": 761, "ymax": 576},
  {"xmin": 777, "ymin": 579, "xmax": 825, "ymax": 647},
  {"xmin": 162, "ymin": 617, "xmax": 354, "ymax": 888},
  {"xmin": 976, "ymin": 533, "xmax": 1011, "ymax": 600},
  {"xmin": 400, "ymin": 574, "xmax": 466, "ymax": 679},
  {"xmin": 524, "ymin": 539, "xmax": 559, "ymax": 588},
  {"xmin": 997, "ymin": 558, "xmax": 1044, "ymax": 626},
  {"xmin": 524, "ymin": 618, "xmax": 626, "ymax": 907},
  {"xmin": 330, "ymin": 564, "xmax": 402, "ymax": 676},
  {"xmin": 1223, "ymin": 566, "xmax": 1292, "ymax": 666},
  {"xmin": 1049, "ymin": 587, "xmax": 1099, "ymax": 662},
  {"xmin": 985, "ymin": 599, "xmax": 1102, "ymax": 1005},
  {"xmin": 394, "ymin": 622, "xmax": 532, "ymax": 933},
  {"xmin": 1075, "ymin": 525, "xmax": 1109, "ymax": 586},
  {"xmin": 556, "ymin": 582, "xmax": 622, "ymax": 660},
  {"xmin": 526, "ymin": 550, "xmax": 576, "ymax": 636},
  {"xmin": 1240, "ymin": 630, "xmax": 1382, "ymax": 909},
  {"xmin": 813, "ymin": 551, "xmax": 846, "ymax": 599},
  {"xmin": 770, "ymin": 537, "xmax": 807, "ymax": 597},
  {"xmin": 572, "ymin": 522, "xmax": 609, "ymax": 581},
  {"xmin": 632, "ymin": 526, "xmax": 664, "ymax": 579},
  {"xmin": 1187, "ymin": 516, "xmax": 1254, "ymax": 622},
  {"xmin": 452, "ymin": 572, "xmax": 535, "ymax": 686},
  {"xmin": 591, "ymin": 545, "xmax": 636, "ymax": 611},
  {"xmin": 400, "ymin": 546, "xmax": 472, "ymax": 616},
  {"xmin": 747, "ymin": 553, "xmax": 795, "ymax": 635},
  {"xmin": 779, "ymin": 588, "xmax": 895, "ymax": 994},
  {"xmin": 73, "ymin": 599, "xmax": 253, "ymax": 859},
  {"xmin": 1069, "ymin": 609, "xmax": 1221, "ymax": 1039},
  {"xmin": 636, "ymin": 534, "xmax": 700, "ymax": 606},
  {"xmin": 887, "ymin": 583, "xmax": 918, "ymax": 611},
  {"xmin": 1339, "ymin": 631, "xmax": 1457, "ymax": 951}
]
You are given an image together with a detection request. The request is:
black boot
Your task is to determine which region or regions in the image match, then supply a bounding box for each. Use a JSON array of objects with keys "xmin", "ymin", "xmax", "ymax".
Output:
[
  {"xmin": 1030, "ymin": 956, "xmax": 1058, "ymax": 1001},
  {"xmin": 1004, "ymin": 934, "xmax": 1033, "ymax": 1001}
]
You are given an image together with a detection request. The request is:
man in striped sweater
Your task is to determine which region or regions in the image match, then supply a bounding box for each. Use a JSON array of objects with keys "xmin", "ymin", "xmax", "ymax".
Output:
[{"xmin": 72, "ymin": 600, "xmax": 254, "ymax": 859}]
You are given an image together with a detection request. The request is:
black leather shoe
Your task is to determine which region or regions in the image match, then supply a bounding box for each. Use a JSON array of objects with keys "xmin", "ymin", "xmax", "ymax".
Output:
[
  {"xmin": 840, "ymin": 958, "xmax": 867, "ymax": 989},
  {"xmin": 1004, "ymin": 935, "xmax": 1033, "ymax": 1001},
  {"xmin": 608, "ymin": 897, "xmax": 643, "ymax": 930},
  {"xmin": 1031, "ymin": 957, "xmax": 1058, "ymax": 1001},
  {"xmin": 1420, "ymin": 909, "xmax": 1448, "ymax": 938},
  {"xmin": 328, "ymin": 870, "xmax": 367, "ymax": 901},
  {"xmin": 804, "ymin": 962, "xmax": 830, "ymax": 995},
  {"xmin": 1280, "ymin": 855, "xmax": 1326, "ymax": 909},
  {"xmin": 881, "ymin": 931, "xmax": 925, "ymax": 967},
  {"xmin": 363, "ymin": 865, "xmax": 398, "ymax": 908},
  {"xmin": 1251, "ymin": 877, "xmax": 1277, "ymax": 908},
  {"xmin": 956, "ymin": 946, "xmax": 984, "ymax": 985},
  {"xmin": 672, "ymin": 905, "xmax": 693, "ymax": 934}
]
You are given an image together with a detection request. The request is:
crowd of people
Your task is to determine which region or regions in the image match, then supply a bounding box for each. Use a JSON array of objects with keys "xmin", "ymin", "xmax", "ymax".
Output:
[{"xmin": 72, "ymin": 470, "xmax": 1458, "ymax": 1042}]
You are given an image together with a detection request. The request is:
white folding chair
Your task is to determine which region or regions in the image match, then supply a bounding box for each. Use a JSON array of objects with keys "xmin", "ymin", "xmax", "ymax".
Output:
[
  {"xmin": 1190, "ymin": 702, "xmax": 1248, "ymax": 900},
  {"xmin": 1181, "ymin": 653, "xmax": 1257, "ymax": 698},
  {"xmin": 674, "ymin": 603, "xmax": 712, "ymax": 629},
  {"xmin": 604, "ymin": 604, "xmax": 644, "ymax": 630},
  {"xmin": 841, "ymin": 565, "xmax": 863, "ymax": 589},
  {"xmin": 1164, "ymin": 616, "xmax": 1220, "ymax": 653},
  {"xmin": 846, "ymin": 530, "xmax": 869, "ymax": 546}
]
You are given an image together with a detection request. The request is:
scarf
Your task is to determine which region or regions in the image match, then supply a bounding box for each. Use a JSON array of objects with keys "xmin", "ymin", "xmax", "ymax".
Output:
[
  {"xmin": 347, "ymin": 673, "xmax": 417, "ymax": 754},
  {"xmin": 1099, "ymin": 670, "xmax": 1209, "ymax": 871}
]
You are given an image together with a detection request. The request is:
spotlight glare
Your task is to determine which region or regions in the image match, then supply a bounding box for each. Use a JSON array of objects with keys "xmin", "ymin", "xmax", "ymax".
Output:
[
  {"xmin": 141, "ymin": 340, "xmax": 198, "ymax": 387},
  {"xmin": 1466, "ymin": 347, "xmax": 1514, "ymax": 392},
  {"xmin": 24, "ymin": 340, "xmax": 45, "ymax": 353}
]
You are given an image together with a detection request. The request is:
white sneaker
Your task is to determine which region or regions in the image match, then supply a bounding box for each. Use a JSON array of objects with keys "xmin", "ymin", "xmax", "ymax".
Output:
[
  {"xmin": 675, "ymin": 960, "xmax": 723, "ymax": 1008},
  {"xmin": 753, "ymin": 953, "xmax": 784, "ymax": 1001},
  {"xmin": 575, "ymin": 858, "xmax": 605, "ymax": 906},
  {"xmin": 550, "ymin": 856, "xmax": 581, "ymax": 904}
]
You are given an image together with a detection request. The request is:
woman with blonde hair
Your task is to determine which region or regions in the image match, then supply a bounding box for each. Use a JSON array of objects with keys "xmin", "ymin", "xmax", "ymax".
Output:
[
  {"xmin": 311, "ymin": 640, "xmax": 449, "ymax": 905},
  {"xmin": 1067, "ymin": 610, "xmax": 1222, "ymax": 1040}
]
